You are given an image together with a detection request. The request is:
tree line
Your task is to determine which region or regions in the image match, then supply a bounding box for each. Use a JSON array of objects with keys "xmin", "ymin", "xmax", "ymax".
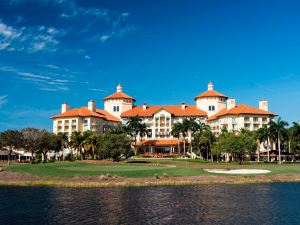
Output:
[{"xmin": 0, "ymin": 116, "xmax": 299, "ymax": 164}]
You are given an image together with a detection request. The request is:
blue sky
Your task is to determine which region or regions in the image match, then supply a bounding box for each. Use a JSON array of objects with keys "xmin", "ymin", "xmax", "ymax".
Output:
[{"xmin": 0, "ymin": 0, "xmax": 299, "ymax": 131}]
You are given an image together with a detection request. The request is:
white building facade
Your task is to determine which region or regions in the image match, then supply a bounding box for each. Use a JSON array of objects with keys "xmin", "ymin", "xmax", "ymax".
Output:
[{"xmin": 52, "ymin": 82, "xmax": 276, "ymax": 154}]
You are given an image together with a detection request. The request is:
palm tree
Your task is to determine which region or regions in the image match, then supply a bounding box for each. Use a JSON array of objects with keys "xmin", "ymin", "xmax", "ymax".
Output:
[
  {"xmin": 269, "ymin": 117, "xmax": 289, "ymax": 164},
  {"xmin": 287, "ymin": 122, "xmax": 300, "ymax": 153},
  {"xmin": 256, "ymin": 126, "xmax": 271, "ymax": 162},
  {"xmin": 171, "ymin": 122, "xmax": 183, "ymax": 153},
  {"xmin": 126, "ymin": 117, "xmax": 143, "ymax": 151},
  {"xmin": 138, "ymin": 123, "xmax": 149, "ymax": 141},
  {"xmin": 181, "ymin": 119, "xmax": 191, "ymax": 155},
  {"xmin": 84, "ymin": 131, "xmax": 98, "ymax": 159},
  {"xmin": 57, "ymin": 132, "xmax": 70, "ymax": 160},
  {"xmin": 70, "ymin": 131, "xmax": 85, "ymax": 160},
  {"xmin": 202, "ymin": 129, "xmax": 216, "ymax": 162}
]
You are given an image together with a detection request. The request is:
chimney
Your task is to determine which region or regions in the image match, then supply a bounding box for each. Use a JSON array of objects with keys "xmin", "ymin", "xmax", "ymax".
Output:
[
  {"xmin": 208, "ymin": 82, "xmax": 214, "ymax": 91},
  {"xmin": 181, "ymin": 102, "xmax": 186, "ymax": 109},
  {"xmin": 88, "ymin": 100, "xmax": 96, "ymax": 112},
  {"xmin": 143, "ymin": 102, "xmax": 147, "ymax": 110},
  {"xmin": 116, "ymin": 84, "xmax": 122, "ymax": 93},
  {"xmin": 259, "ymin": 100, "xmax": 268, "ymax": 111},
  {"xmin": 61, "ymin": 102, "xmax": 70, "ymax": 113},
  {"xmin": 226, "ymin": 98, "xmax": 236, "ymax": 110}
]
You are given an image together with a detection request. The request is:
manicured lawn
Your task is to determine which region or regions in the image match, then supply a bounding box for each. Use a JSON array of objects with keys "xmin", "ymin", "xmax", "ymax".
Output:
[
  {"xmin": 8, "ymin": 161, "xmax": 208, "ymax": 178},
  {"xmin": 7, "ymin": 160, "xmax": 300, "ymax": 178}
]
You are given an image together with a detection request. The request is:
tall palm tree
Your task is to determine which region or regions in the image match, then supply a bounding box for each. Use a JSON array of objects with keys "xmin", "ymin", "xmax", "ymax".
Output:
[
  {"xmin": 70, "ymin": 131, "xmax": 85, "ymax": 160},
  {"xmin": 256, "ymin": 126, "xmax": 271, "ymax": 162},
  {"xmin": 288, "ymin": 122, "xmax": 300, "ymax": 153},
  {"xmin": 126, "ymin": 116, "xmax": 144, "ymax": 154},
  {"xmin": 138, "ymin": 123, "xmax": 149, "ymax": 141},
  {"xmin": 269, "ymin": 117, "xmax": 289, "ymax": 164},
  {"xmin": 84, "ymin": 132, "xmax": 98, "ymax": 158},
  {"xmin": 57, "ymin": 132, "xmax": 70, "ymax": 160},
  {"xmin": 202, "ymin": 129, "xmax": 216, "ymax": 162},
  {"xmin": 171, "ymin": 122, "xmax": 183, "ymax": 153}
]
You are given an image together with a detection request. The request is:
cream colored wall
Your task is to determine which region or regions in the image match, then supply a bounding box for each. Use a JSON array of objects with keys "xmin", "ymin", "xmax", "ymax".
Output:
[
  {"xmin": 207, "ymin": 114, "xmax": 273, "ymax": 137},
  {"xmin": 196, "ymin": 97, "xmax": 226, "ymax": 117},
  {"xmin": 53, "ymin": 117, "xmax": 80, "ymax": 137},
  {"xmin": 53, "ymin": 116, "xmax": 112, "ymax": 136},
  {"xmin": 126, "ymin": 109, "xmax": 206, "ymax": 142}
]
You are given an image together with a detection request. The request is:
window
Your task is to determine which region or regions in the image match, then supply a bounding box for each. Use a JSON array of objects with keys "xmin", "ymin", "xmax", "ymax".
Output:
[
  {"xmin": 208, "ymin": 106, "xmax": 211, "ymax": 111},
  {"xmin": 212, "ymin": 106, "xmax": 215, "ymax": 111},
  {"xmin": 113, "ymin": 106, "xmax": 120, "ymax": 112}
]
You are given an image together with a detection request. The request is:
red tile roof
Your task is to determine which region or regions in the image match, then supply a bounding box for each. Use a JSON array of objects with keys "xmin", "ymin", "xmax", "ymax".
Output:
[
  {"xmin": 195, "ymin": 90, "xmax": 227, "ymax": 99},
  {"xmin": 96, "ymin": 109, "xmax": 121, "ymax": 122},
  {"xmin": 206, "ymin": 104, "xmax": 276, "ymax": 121},
  {"xmin": 52, "ymin": 107, "xmax": 121, "ymax": 122},
  {"xmin": 121, "ymin": 105, "xmax": 207, "ymax": 117},
  {"xmin": 103, "ymin": 92, "xmax": 135, "ymax": 101},
  {"xmin": 136, "ymin": 139, "xmax": 187, "ymax": 146}
]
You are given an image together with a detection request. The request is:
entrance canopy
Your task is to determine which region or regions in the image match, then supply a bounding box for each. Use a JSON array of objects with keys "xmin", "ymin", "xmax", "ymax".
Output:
[
  {"xmin": 136, "ymin": 139, "xmax": 187, "ymax": 147},
  {"xmin": 260, "ymin": 150, "xmax": 294, "ymax": 157}
]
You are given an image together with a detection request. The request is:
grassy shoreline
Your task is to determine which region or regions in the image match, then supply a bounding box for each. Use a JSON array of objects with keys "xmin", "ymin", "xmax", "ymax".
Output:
[
  {"xmin": 1, "ymin": 160, "xmax": 300, "ymax": 188},
  {"xmin": 1, "ymin": 175, "xmax": 300, "ymax": 188}
]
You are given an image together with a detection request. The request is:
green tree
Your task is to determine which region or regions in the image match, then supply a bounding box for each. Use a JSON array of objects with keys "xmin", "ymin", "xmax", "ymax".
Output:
[
  {"xmin": 202, "ymin": 129, "xmax": 216, "ymax": 161},
  {"xmin": 70, "ymin": 131, "xmax": 85, "ymax": 160},
  {"xmin": 102, "ymin": 133, "xmax": 133, "ymax": 161},
  {"xmin": 212, "ymin": 131, "xmax": 257, "ymax": 163},
  {"xmin": 171, "ymin": 122, "xmax": 183, "ymax": 153},
  {"xmin": 83, "ymin": 131, "xmax": 98, "ymax": 159},
  {"xmin": 287, "ymin": 122, "xmax": 300, "ymax": 153},
  {"xmin": 36, "ymin": 130, "xmax": 59, "ymax": 163},
  {"xmin": 269, "ymin": 117, "xmax": 289, "ymax": 164},
  {"xmin": 21, "ymin": 127, "xmax": 41, "ymax": 163},
  {"xmin": 126, "ymin": 116, "xmax": 143, "ymax": 153},
  {"xmin": 56, "ymin": 132, "xmax": 70, "ymax": 160},
  {"xmin": 256, "ymin": 126, "xmax": 271, "ymax": 162},
  {"xmin": 0, "ymin": 130, "xmax": 23, "ymax": 165}
]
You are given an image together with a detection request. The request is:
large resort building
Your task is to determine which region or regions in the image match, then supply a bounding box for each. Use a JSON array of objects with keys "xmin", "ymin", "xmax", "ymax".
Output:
[{"xmin": 52, "ymin": 82, "xmax": 276, "ymax": 154}]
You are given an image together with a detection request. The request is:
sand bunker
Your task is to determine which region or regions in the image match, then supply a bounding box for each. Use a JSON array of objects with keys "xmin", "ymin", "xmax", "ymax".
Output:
[{"xmin": 205, "ymin": 169, "xmax": 271, "ymax": 175}]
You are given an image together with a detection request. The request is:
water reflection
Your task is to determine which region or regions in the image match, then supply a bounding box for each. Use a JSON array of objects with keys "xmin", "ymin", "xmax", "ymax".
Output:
[{"xmin": 0, "ymin": 183, "xmax": 300, "ymax": 225}]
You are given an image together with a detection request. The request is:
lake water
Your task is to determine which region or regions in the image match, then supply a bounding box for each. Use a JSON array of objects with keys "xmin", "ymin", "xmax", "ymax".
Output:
[{"xmin": 1, "ymin": 183, "xmax": 300, "ymax": 225}]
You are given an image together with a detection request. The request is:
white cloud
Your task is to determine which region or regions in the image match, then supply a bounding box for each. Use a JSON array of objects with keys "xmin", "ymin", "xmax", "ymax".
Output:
[
  {"xmin": 17, "ymin": 72, "xmax": 51, "ymax": 80},
  {"xmin": 121, "ymin": 12, "xmax": 130, "ymax": 17},
  {"xmin": 100, "ymin": 35, "xmax": 110, "ymax": 42},
  {"xmin": 0, "ymin": 95, "xmax": 8, "ymax": 107},
  {"xmin": 84, "ymin": 55, "xmax": 91, "ymax": 59},
  {"xmin": 0, "ymin": 20, "xmax": 64, "ymax": 53},
  {"xmin": 0, "ymin": 21, "xmax": 21, "ymax": 38},
  {"xmin": 88, "ymin": 88, "xmax": 105, "ymax": 92}
]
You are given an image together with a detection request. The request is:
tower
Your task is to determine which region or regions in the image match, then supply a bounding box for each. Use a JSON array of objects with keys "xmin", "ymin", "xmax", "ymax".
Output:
[
  {"xmin": 103, "ymin": 84, "xmax": 135, "ymax": 119},
  {"xmin": 195, "ymin": 82, "xmax": 228, "ymax": 117}
]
